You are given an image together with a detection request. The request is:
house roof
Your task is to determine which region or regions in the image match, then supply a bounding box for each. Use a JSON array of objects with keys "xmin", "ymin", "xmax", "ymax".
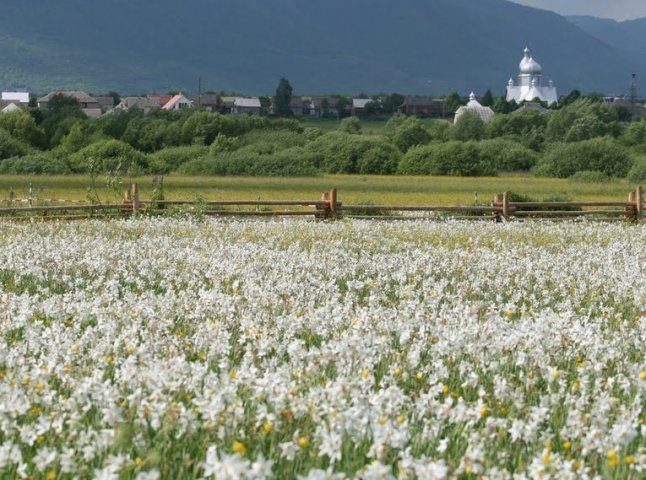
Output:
[
  {"xmin": 148, "ymin": 95, "xmax": 173, "ymax": 108},
  {"xmin": 125, "ymin": 97, "xmax": 161, "ymax": 109},
  {"xmin": 162, "ymin": 94, "xmax": 194, "ymax": 110},
  {"xmin": 220, "ymin": 96, "xmax": 236, "ymax": 107},
  {"xmin": 289, "ymin": 97, "xmax": 303, "ymax": 108},
  {"xmin": 402, "ymin": 96, "xmax": 436, "ymax": 107},
  {"xmin": 352, "ymin": 98, "xmax": 373, "ymax": 109},
  {"xmin": 311, "ymin": 96, "xmax": 339, "ymax": 108},
  {"xmin": 38, "ymin": 91, "xmax": 98, "ymax": 104},
  {"xmin": 94, "ymin": 97, "xmax": 115, "ymax": 108},
  {"xmin": 2, "ymin": 92, "xmax": 29, "ymax": 103},
  {"xmin": 186, "ymin": 94, "xmax": 219, "ymax": 106},
  {"xmin": 1, "ymin": 102, "xmax": 21, "ymax": 113},
  {"xmin": 234, "ymin": 97, "xmax": 261, "ymax": 108}
]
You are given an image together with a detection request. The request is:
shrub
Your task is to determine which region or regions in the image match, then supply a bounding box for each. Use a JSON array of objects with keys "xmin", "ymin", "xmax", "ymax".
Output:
[
  {"xmin": 0, "ymin": 153, "xmax": 72, "ymax": 174},
  {"xmin": 356, "ymin": 144, "xmax": 401, "ymax": 174},
  {"xmin": 477, "ymin": 138, "xmax": 539, "ymax": 171},
  {"xmin": 545, "ymin": 98, "xmax": 620, "ymax": 142},
  {"xmin": 533, "ymin": 138, "xmax": 633, "ymax": 178},
  {"xmin": 209, "ymin": 134, "xmax": 242, "ymax": 156},
  {"xmin": 338, "ymin": 117, "xmax": 362, "ymax": 134},
  {"xmin": 307, "ymin": 132, "xmax": 400, "ymax": 174},
  {"xmin": 398, "ymin": 141, "xmax": 496, "ymax": 176},
  {"xmin": 569, "ymin": 171, "xmax": 611, "ymax": 183},
  {"xmin": 392, "ymin": 117, "xmax": 431, "ymax": 152},
  {"xmin": 452, "ymin": 111, "xmax": 485, "ymax": 141},
  {"xmin": 0, "ymin": 110, "xmax": 46, "ymax": 148},
  {"xmin": 149, "ymin": 145, "xmax": 209, "ymax": 174},
  {"xmin": 239, "ymin": 129, "xmax": 306, "ymax": 149},
  {"xmin": 622, "ymin": 119, "xmax": 646, "ymax": 146},
  {"xmin": 181, "ymin": 111, "xmax": 238, "ymax": 145},
  {"xmin": 180, "ymin": 145, "xmax": 321, "ymax": 177},
  {"xmin": 627, "ymin": 157, "xmax": 646, "ymax": 182},
  {"xmin": 70, "ymin": 139, "xmax": 149, "ymax": 175},
  {"xmin": 0, "ymin": 128, "xmax": 32, "ymax": 160}
]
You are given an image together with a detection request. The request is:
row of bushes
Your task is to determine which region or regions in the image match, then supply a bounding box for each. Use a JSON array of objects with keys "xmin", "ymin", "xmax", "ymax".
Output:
[{"xmin": 2, "ymin": 132, "xmax": 645, "ymax": 182}]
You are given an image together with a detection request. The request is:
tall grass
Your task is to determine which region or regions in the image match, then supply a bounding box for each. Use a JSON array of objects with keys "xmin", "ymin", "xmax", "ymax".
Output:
[{"xmin": 0, "ymin": 174, "xmax": 638, "ymax": 206}]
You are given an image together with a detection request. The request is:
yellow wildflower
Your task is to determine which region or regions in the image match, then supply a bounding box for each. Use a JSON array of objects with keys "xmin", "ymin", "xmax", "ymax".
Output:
[{"xmin": 232, "ymin": 441, "xmax": 247, "ymax": 454}]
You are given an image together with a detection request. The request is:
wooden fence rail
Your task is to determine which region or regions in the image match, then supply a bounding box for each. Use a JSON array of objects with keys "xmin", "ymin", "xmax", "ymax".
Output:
[{"xmin": 0, "ymin": 183, "xmax": 643, "ymax": 222}]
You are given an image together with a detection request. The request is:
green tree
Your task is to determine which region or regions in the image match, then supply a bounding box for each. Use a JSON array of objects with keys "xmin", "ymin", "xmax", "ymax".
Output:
[
  {"xmin": 259, "ymin": 96, "xmax": 272, "ymax": 116},
  {"xmin": 392, "ymin": 117, "xmax": 431, "ymax": 152},
  {"xmin": 444, "ymin": 92, "xmax": 465, "ymax": 116},
  {"xmin": 492, "ymin": 97, "xmax": 517, "ymax": 114},
  {"xmin": 338, "ymin": 117, "xmax": 362, "ymax": 134},
  {"xmin": 382, "ymin": 93, "xmax": 405, "ymax": 114},
  {"xmin": 452, "ymin": 111, "xmax": 485, "ymax": 141},
  {"xmin": 545, "ymin": 98, "xmax": 619, "ymax": 142},
  {"xmin": 534, "ymin": 138, "xmax": 633, "ymax": 178},
  {"xmin": 274, "ymin": 78, "xmax": 293, "ymax": 117},
  {"xmin": 41, "ymin": 94, "xmax": 86, "ymax": 147},
  {"xmin": 480, "ymin": 89, "xmax": 494, "ymax": 107},
  {"xmin": 335, "ymin": 96, "xmax": 350, "ymax": 118},
  {"xmin": 0, "ymin": 110, "xmax": 46, "ymax": 149}
]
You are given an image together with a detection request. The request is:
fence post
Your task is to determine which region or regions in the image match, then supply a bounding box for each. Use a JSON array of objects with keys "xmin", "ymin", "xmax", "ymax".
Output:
[
  {"xmin": 492, "ymin": 193, "xmax": 502, "ymax": 222},
  {"xmin": 626, "ymin": 189, "xmax": 637, "ymax": 222},
  {"xmin": 329, "ymin": 188, "xmax": 338, "ymax": 218},
  {"xmin": 636, "ymin": 186, "xmax": 643, "ymax": 221},
  {"xmin": 317, "ymin": 191, "xmax": 330, "ymax": 220},
  {"xmin": 131, "ymin": 183, "xmax": 140, "ymax": 215},
  {"xmin": 502, "ymin": 191, "xmax": 510, "ymax": 219}
]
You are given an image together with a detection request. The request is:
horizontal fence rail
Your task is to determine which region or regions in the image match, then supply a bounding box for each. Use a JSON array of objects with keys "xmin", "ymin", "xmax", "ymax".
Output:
[{"xmin": 0, "ymin": 183, "xmax": 643, "ymax": 222}]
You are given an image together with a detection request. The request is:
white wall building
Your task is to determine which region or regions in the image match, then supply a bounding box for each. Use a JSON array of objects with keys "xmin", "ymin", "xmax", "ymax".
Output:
[
  {"xmin": 454, "ymin": 92, "xmax": 495, "ymax": 123},
  {"xmin": 506, "ymin": 47, "xmax": 558, "ymax": 106}
]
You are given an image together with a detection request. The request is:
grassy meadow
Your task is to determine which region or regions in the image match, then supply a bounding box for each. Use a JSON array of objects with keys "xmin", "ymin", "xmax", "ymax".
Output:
[{"xmin": 0, "ymin": 174, "xmax": 639, "ymax": 206}]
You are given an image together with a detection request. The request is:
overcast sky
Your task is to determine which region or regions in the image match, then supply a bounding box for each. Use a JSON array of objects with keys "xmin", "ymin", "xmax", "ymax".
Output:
[{"xmin": 511, "ymin": 0, "xmax": 646, "ymax": 20}]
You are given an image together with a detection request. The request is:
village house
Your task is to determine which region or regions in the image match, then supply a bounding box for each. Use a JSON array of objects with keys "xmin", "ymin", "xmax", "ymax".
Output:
[
  {"xmin": 0, "ymin": 92, "xmax": 30, "ymax": 113},
  {"xmin": 186, "ymin": 94, "xmax": 219, "ymax": 112},
  {"xmin": 37, "ymin": 91, "xmax": 103, "ymax": 117},
  {"xmin": 397, "ymin": 96, "xmax": 442, "ymax": 117},
  {"xmin": 162, "ymin": 94, "xmax": 194, "ymax": 110},
  {"xmin": 308, "ymin": 97, "xmax": 340, "ymax": 118},
  {"xmin": 2, "ymin": 92, "xmax": 30, "ymax": 105},
  {"xmin": 351, "ymin": 98, "xmax": 375, "ymax": 116},
  {"xmin": 231, "ymin": 97, "xmax": 261, "ymax": 115},
  {"xmin": 289, "ymin": 97, "xmax": 304, "ymax": 117},
  {"xmin": 113, "ymin": 97, "xmax": 162, "ymax": 114},
  {"xmin": 94, "ymin": 96, "xmax": 116, "ymax": 113}
]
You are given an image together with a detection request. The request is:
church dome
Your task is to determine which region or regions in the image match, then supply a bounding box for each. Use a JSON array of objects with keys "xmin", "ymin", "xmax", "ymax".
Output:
[{"xmin": 519, "ymin": 47, "xmax": 542, "ymax": 75}]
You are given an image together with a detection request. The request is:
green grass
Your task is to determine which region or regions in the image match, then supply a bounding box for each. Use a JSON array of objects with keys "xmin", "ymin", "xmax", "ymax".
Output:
[{"xmin": 0, "ymin": 174, "xmax": 639, "ymax": 206}]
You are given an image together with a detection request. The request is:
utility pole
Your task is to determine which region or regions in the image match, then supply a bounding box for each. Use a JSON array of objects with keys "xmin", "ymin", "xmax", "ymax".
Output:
[{"xmin": 629, "ymin": 73, "xmax": 638, "ymax": 121}]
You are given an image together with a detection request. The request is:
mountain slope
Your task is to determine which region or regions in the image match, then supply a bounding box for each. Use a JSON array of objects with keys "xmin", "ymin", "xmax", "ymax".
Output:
[
  {"xmin": 0, "ymin": 0, "xmax": 641, "ymax": 95},
  {"xmin": 567, "ymin": 15, "xmax": 646, "ymax": 56}
]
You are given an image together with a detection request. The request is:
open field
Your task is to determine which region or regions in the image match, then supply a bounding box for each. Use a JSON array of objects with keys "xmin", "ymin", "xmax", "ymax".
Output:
[
  {"xmin": 0, "ymin": 218, "xmax": 644, "ymax": 478},
  {"xmin": 0, "ymin": 174, "xmax": 639, "ymax": 206}
]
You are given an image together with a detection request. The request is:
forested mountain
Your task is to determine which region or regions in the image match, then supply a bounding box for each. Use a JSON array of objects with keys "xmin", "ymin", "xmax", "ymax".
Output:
[
  {"xmin": 0, "ymin": 0, "xmax": 642, "ymax": 95},
  {"xmin": 567, "ymin": 15, "xmax": 646, "ymax": 65}
]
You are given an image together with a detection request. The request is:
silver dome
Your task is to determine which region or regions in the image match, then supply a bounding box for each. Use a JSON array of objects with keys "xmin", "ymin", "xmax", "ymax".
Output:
[{"xmin": 519, "ymin": 47, "xmax": 542, "ymax": 75}]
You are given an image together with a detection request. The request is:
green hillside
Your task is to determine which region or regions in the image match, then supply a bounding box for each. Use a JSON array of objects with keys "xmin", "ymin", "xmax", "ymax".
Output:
[{"xmin": 0, "ymin": 0, "xmax": 642, "ymax": 95}]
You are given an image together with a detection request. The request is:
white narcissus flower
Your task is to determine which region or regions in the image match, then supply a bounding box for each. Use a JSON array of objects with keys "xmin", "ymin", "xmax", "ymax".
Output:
[{"xmin": 0, "ymin": 219, "xmax": 643, "ymax": 478}]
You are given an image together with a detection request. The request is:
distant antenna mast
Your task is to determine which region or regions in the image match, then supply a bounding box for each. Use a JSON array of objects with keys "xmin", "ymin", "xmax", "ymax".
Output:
[
  {"xmin": 629, "ymin": 73, "xmax": 638, "ymax": 120},
  {"xmin": 198, "ymin": 77, "xmax": 202, "ymax": 110}
]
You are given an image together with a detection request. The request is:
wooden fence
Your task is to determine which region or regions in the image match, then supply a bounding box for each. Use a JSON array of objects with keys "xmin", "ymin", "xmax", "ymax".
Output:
[{"xmin": 0, "ymin": 183, "xmax": 643, "ymax": 222}]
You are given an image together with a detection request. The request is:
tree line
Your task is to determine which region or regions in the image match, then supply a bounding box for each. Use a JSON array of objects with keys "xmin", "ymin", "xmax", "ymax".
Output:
[{"xmin": 0, "ymin": 90, "xmax": 645, "ymax": 183}]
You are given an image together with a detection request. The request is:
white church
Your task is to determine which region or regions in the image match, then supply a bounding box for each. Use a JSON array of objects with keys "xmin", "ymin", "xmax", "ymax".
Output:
[{"xmin": 506, "ymin": 47, "xmax": 558, "ymax": 106}]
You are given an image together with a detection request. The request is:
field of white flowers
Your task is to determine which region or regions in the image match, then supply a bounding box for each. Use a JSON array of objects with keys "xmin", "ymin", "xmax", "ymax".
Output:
[{"xmin": 0, "ymin": 218, "xmax": 644, "ymax": 479}]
